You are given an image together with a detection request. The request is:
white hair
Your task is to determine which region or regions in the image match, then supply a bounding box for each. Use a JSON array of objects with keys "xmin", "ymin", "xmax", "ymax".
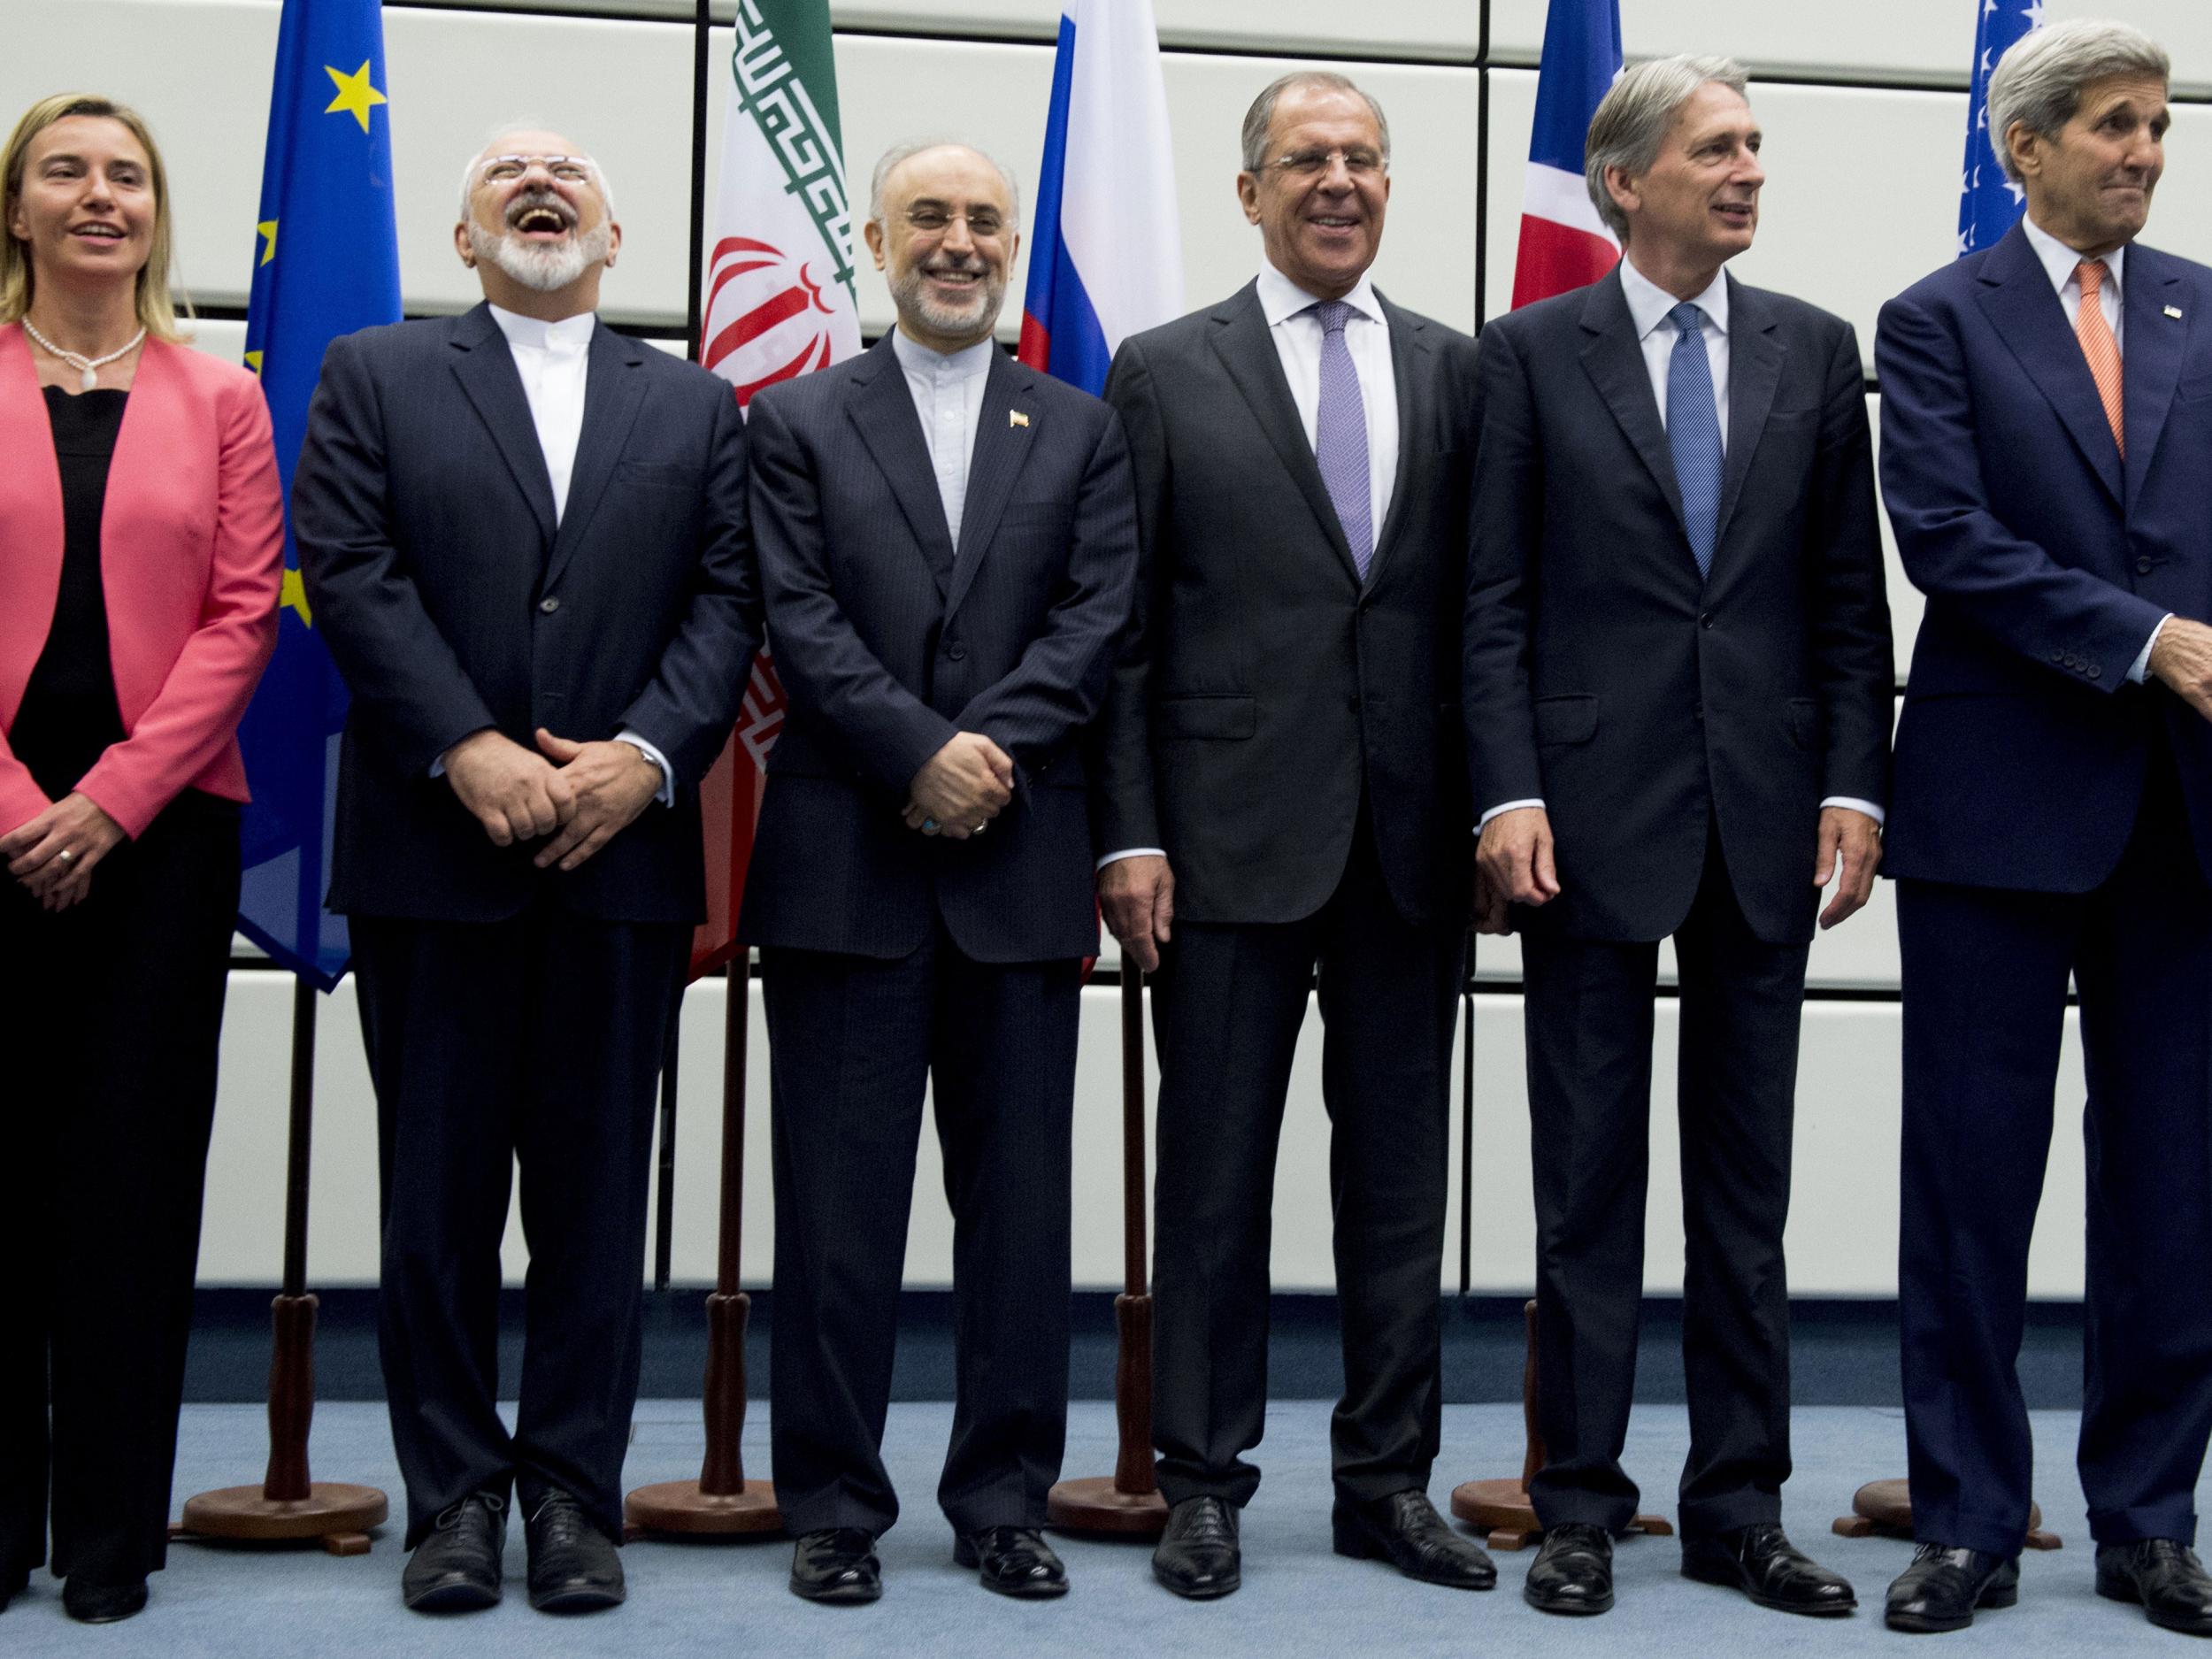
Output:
[
  {"xmin": 456, "ymin": 127, "xmax": 614, "ymax": 219},
  {"xmin": 1986, "ymin": 19, "xmax": 2170, "ymax": 183}
]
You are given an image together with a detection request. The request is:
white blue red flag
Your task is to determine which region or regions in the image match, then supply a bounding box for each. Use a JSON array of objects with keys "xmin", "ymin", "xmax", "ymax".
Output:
[
  {"xmin": 1512, "ymin": 0, "xmax": 1623, "ymax": 309},
  {"xmin": 1961, "ymin": 1, "xmax": 2043, "ymax": 257},
  {"xmin": 1018, "ymin": 0, "xmax": 1183, "ymax": 395}
]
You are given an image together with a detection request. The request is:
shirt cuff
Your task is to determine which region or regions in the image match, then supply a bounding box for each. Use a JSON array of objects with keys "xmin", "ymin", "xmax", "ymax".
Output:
[
  {"xmin": 1097, "ymin": 847, "xmax": 1166, "ymax": 872},
  {"xmin": 2130, "ymin": 615, "xmax": 2172, "ymax": 685},
  {"xmin": 617, "ymin": 731, "xmax": 676, "ymax": 808},
  {"xmin": 1821, "ymin": 795, "xmax": 1886, "ymax": 828},
  {"xmin": 1476, "ymin": 799, "xmax": 1545, "ymax": 832}
]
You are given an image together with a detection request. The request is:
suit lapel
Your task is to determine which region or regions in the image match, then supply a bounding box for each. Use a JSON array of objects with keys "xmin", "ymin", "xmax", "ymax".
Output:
[
  {"xmin": 1578, "ymin": 270, "xmax": 1689, "ymax": 538},
  {"xmin": 2124, "ymin": 245, "xmax": 2188, "ymax": 507},
  {"xmin": 1712, "ymin": 276, "xmax": 1782, "ymax": 560},
  {"xmin": 1363, "ymin": 294, "xmax": 1425, "ymax": 589},
  {"xmin": 848, "ymin": 334, "xmax": 955, "ymax": 595},
  {"xmin": 1207, "ymin": 282, "xmax": 1361, "ymax": 586},
  {"xmin": 544, "ymin": 320, "xmax": 649, "ymax": 589},
  {"xmin": 1975, "ymin": 223, "xmax": 2122, "ymax": 505},
  {"xmin": 449, "ymin": 304, "xmax": 557, "ymax": 546},
  {"xmin": 944, "ymin": 350, "xmax": 1039, "ymax": 621}
]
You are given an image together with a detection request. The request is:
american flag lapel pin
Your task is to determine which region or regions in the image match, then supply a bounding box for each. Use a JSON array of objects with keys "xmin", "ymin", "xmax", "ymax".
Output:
[
  {"xmin": 2166, "ymin": 304, "xmax": 2185, "ymax": 319},
  {"xmin": 1010, "ymin": 408, "xmax": 1031, "ymax": 428}
]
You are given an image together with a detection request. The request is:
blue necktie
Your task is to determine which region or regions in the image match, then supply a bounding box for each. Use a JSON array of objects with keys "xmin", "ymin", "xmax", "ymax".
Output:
[
  {"xmin": 1666, "ymin": 302, "xmax": 1722, "ymax": 578},
  {"xmin": 1308, "ymin": 300, "xmax": 1373, "ymax": 579}
]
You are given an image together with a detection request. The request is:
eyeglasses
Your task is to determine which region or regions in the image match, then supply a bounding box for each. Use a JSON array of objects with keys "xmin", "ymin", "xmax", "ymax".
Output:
[
  {"xmin": 477, "ymin": 154, "xmax": 597, "ymax": 186},
  {"xmin": 903, "ymin": 206, "xmax": 1007, "ymax": 236},
  {"xmin": 1264, "ymin": 147, "xmax": 1387, "ymax": 180}
]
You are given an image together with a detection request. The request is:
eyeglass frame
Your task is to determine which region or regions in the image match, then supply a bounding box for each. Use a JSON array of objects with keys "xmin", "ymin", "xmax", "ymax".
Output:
[
  {"xmin": 1258, "ymin": 146, "xmax": 1389, "ymax": 180},
  {"xmin": 473, "ymin": 154, "xmax": 602, "ymax": 187}
]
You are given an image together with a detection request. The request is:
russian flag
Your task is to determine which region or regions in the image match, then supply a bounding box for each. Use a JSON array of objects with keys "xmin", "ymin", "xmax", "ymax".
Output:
[
  {"xmin": 1018, "ymin": 0, "xmax": 1183, "ymax": 396},
  {"xmin": 1513, "ymin": 0, "xmax": 1623, "ymax": 309}
]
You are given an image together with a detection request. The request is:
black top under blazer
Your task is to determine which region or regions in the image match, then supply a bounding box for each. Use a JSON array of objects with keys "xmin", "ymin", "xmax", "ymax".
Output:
[
  {"xmin": 1463, "ymin": 267, "xmax": 1894, "ymax": 946},
  {"xmin": 737, "ymin": 335, "xmax": 1140, "ymax": 964},
  {"xmin": 1092, "ymin": 281, "xmax": 1482, "ymax": 930},
  {"xmin": 294, "ymin": 304, "xmax": 762, "ymax": 925}
]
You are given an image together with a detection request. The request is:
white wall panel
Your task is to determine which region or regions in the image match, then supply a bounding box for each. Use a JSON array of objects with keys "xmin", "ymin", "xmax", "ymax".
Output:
[{"xmin": 1492, "ymin": 0, "xmax": 2212, "ymax": 95}]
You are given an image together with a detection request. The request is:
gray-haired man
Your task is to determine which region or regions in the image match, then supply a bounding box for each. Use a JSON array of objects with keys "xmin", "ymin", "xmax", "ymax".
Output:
[{"xmin": 1465, "ymin": 56, "xmax": 1891, "ymax": 1617}]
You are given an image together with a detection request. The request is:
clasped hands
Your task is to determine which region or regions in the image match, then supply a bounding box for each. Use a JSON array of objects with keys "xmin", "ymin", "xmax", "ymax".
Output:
[
  {"xmin": 1472, "ymin": 803, "xmax": 1881, "ymax": 934},
  {"xmin": 902, "ymin": 731, "xmax": 1013, "ymax": 840},
  {"xmin": 442, "ymin": 726, "xmax": 661, "ymax": 872},
  {"xmin": 0, "ymin": 792, "xmax": 127, "ymax": 913}
]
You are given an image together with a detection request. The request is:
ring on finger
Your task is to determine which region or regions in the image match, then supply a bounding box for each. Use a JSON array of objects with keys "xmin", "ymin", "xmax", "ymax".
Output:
[{"xmin": 56, "ymin": 847, "xmax": 74, "ymax": 864}]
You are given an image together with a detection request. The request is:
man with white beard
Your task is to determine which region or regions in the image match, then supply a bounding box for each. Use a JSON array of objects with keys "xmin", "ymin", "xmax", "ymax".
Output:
[{"xmin": 293, "ymin": 130, "xmax": 760, "ymax": 1616}]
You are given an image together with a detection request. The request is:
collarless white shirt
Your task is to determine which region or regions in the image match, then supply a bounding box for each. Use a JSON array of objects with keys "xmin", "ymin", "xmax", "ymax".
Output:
[
  {"xmin": 467, "ymin": 303, "xmax": 672, "ymax": 803},
  {"xmin": 488, "ymin": 303, "xmax": 595, "ymax": 524},
  {"xmin": 1256, "ymin": 256, "xmax": 1399, "ymax": 537},
  {"xmin": 890, "ymin": 327, "xmax": 996, "ymax": 548},
  {"xmin": 2017, "ymin": 217, "xmax": 2164, "ymax": 680},
  {"xmin": 1618, "ymin": 255, "xmax": 1731, "ymax": 450}
]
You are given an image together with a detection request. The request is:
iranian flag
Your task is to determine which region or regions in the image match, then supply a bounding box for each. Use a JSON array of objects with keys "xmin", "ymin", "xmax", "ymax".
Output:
[{"xmin": 690, "ymin": 0, "xmax": 862, "ymax": 977}]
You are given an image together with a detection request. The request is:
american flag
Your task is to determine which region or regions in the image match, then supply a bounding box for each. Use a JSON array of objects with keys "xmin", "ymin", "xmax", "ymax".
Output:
[{"xmin": 1961, "ymin": 0, "xmax": 2046, "ymax": 257}]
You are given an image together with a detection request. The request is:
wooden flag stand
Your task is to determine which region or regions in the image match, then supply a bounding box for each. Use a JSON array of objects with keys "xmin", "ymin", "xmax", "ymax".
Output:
[
  {"xmin": 176, "ymin": 982, "xmax": 388, "ymax": 1554},
  {"xmin": 626, "ymin": 960, "xmax": 782, "ymax": 1538},
  {"xmin": 1048, "ymin": 970, "xmax": 1169, "ymax": 1537},
  {"xmin": 1450, "ymin": 1301, "xmax": 1671, "ymax": 1550},
  {"xmin": 1833, "ymin": 1481, "xmax": 2062, "ymax": 1551}
]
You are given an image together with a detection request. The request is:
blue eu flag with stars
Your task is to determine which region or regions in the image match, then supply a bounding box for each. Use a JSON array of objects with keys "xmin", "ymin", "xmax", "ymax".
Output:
[
  {"xmin": 1960, "ymin": 1, "xmax": 2044, "ymax": 257},
  {"xmin": 234, "ymin": 0, "xmax": 402, "ymax": 988}
]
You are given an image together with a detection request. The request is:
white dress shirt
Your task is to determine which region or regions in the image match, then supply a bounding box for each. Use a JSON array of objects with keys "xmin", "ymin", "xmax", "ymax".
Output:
[
  {"xmin": 1479, "ymin": 257, "xmax": 1884, "ymax": 833},
  {"xmin": 2019, "ymin": 215, "xmax": 2165, "ymax": 682},
  {"xmin": 1097, "ymin": 262, "xmax": 1403, "ymax": 872},
  {"xmin": 429, "ymin": 304, "xmax": 672, "ymax": 803},
  {"xmin": 890, "ymin": 326, "xmax": 995, "ymax": 547}
]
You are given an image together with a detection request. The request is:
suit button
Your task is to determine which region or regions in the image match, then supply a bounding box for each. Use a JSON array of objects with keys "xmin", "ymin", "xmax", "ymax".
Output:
[
  {"xmin": 1700, "ymin": 612, "xmax": 1715, "ymax": 629},
  {"xmin": 2049, "ymin": 649, "xmax": 2066, "ymax": 663},
  {"xmin": 539, "ymin": 595, "xmax": 560, "ymax": 614},
  {"xmin": 2139, "ymin": 557, "xmax": 2155, "ymax": 575},
  {"xmin": 947, "ymin": 642, "xmax": 967, "ymax": 662},
  {"xmin": 2087, "ymin": 663, "xmax": 2103, "ymax": 680}
]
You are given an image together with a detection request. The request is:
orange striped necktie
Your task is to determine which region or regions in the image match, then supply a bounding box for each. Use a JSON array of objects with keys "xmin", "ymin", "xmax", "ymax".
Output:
[{"xmin": 2076, "ymin": 257, "xmax": 2124, "ymax": 457}]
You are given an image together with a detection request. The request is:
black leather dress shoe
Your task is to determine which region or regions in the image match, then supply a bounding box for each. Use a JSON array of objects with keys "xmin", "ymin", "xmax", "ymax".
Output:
[
  {"xmin": 1153, "ymin": 1495, "xmax": 1240, "ymax": 1599},
  {"xmin": 403, "ymin": 1492, "xmax": 506, "ymax": 1613},
  {"xmin": 524, "ymin": 1489, "xmax": 625, "ymax": 1613},
  {"xmin": 1525, "ymin": 1522, "xmax": 1614, "ymax": 1616},
  {"xmin": 790, "ymin": 1528, "xmax": 882, "ymax": 1605},
  {"xmin": 1884, "ymin": 1542, "xmax": 2018, "ymax": 1633},
  {"xmin": 62, "ymin": 1576, "xmax": 148, "ymax": 1624},
  {"xmin": 1333, "ymin": 1489, "xmax": 1496, "ymax": 1589},
  {"xmin": 1681, "ymin": 1521, "xmax": 1855, "ymax": 1616},
  {"xmin": 955, "ymin": 1526, "xmax": 1068, "ymax": 1598},
  {"xmin": 2096, "ymin": 1539, "xmax": 2212, "ymax": 1635}
]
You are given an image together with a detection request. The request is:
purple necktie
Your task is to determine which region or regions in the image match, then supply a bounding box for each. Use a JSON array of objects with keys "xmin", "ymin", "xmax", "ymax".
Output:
[{"xmin": 1308, "ymin": 299, "xmax": 1372, "ymax": 579}]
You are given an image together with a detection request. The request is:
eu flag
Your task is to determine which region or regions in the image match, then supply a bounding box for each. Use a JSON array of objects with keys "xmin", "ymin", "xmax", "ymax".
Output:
[
  {"xmin": 235, "ymin": 0, "xmax": 402, "ymax": 987},
  {"xmin": 1961, "ymin": 2, "xmax": 2044, "ymax": 257}
]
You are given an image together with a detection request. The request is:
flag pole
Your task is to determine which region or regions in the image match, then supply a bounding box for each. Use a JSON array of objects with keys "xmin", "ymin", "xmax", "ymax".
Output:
[
  {"xmin": 626, "ymin": 0, "xmax": 780, "ymax": 1538},
  {"xmin": 175, "ymin": 979, "xmax": 388, "ymax": 1554}
]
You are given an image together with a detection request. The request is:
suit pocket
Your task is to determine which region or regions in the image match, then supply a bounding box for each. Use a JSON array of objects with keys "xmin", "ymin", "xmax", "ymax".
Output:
[
  {"xmin": 617, "ymin": 459, "xmax": 694, "ymax": 488},
  {"xmin": 2177, "ymin": 372, "xmax": 2212, "ymax": 403},
  {"xmin": 1533, "ymin": 694, "xmax": 1597, "ymax": 747},
  {"xmin": 1787, "ymin": 696, "xmax": 1823, "ymax": 750},
  {"xmin": 1158, "ymin": 695, "xmax": 1256, "ymax": 741}
]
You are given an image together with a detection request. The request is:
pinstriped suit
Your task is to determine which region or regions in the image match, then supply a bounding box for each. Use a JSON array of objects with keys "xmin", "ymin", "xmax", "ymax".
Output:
[{"xmin": 741, "ymin": 334, "xmax": 1138, "ymax": 1535}]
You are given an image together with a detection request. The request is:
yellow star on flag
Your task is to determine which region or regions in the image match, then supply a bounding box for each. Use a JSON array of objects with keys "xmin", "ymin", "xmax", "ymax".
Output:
[
  {"xmin": 244, "ymin": 349, "xmax": 264, "ymax": 376},
  {"xmin": 323, "ymin": 61, "xmax": 388, "ymax": 133},
  {"xmin": 280, "ymin": 567, "xmax": 314, "ymax": 627},
  {"xmin": 257, "ymin": 220, "xmax": 278, "ymax": 266}
]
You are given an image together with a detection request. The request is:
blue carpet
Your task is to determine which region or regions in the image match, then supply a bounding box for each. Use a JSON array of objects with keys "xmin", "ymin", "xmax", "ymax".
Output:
[{"xmin": 2, "ymin": 1401, "xmax": 2198, "ymax": 1655}]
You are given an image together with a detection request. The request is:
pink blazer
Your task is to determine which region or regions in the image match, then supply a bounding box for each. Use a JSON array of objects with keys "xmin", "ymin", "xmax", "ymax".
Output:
[{"xmin": 0, "ymin": 326, "xmax": 283, "ymax": 839}]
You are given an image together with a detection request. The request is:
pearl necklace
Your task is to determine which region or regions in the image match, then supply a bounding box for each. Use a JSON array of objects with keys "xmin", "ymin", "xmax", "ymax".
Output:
[{"xmin": 22, "ymin": 319, "xmax": 146, "ymax": 392}]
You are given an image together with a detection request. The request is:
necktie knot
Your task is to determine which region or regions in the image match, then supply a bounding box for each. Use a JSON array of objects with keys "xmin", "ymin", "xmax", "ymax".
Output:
[
  {"xmin": 1668, "ymin": 301, "xmax": 1705, "ymax": 337},
  {"xmin": 2078, "ymin": 257, "xmax": 2108, "ymax": 298},
  {"xmin": 1308, "ymin": 298, "xmax": 1353, "ymax": 336}
]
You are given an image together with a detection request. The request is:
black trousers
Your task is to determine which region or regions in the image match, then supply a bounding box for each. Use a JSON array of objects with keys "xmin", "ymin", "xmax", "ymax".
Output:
[
  {"xmin": 762, "ymin": 927, "xmax": 1079, "ymax": 1537},
  {"xmin": 1149, "ymin": 814, "xmax": 1462, "ymax": 1509},
  {"xmin": 1899, "ymin": 747, "xmax": 2212, "ymax": 1556},
  {"xmin": 0, "ymin": 792, "xmax": 240, "ymax": 1585},
  {"xmin": 350, "ymin": 903, "xmax": 687, "ymax": 1548},
  {"xmin": 1521, "ymin": 831, "xmax": 1809, "ymax": 1539}
]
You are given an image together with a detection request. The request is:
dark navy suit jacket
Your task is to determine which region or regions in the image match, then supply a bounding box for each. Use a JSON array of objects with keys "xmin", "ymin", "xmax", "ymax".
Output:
[
  {"xmin": 737, "ymin": 334, "xmax": 1139, "ymax": 963},
  {"xmin": 294, "ymin": 304, "xmax": 761, "ymax": 924},
  {"xmin": 1465, "ymin": 266, "xmax": 1893, "ymax": 946},
  {"xmin": 1878, "ymin": 222, "xmax": 2212, "ymax": 890}
]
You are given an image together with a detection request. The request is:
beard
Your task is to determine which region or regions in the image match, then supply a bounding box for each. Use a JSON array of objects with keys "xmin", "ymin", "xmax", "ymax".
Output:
[
  {"xmin": 467, "ymin": 192, "xmax": 611, "ymax": 293},
  {"xmin": 888, "ymin": 254, "xmax": 1004, "ymax": 341}
]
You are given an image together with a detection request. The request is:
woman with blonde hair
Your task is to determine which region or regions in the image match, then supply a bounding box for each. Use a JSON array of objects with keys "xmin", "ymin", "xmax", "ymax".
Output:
[{"xmin": 0, "ymin": 93, "xmax": 281, "ymax": 1623}]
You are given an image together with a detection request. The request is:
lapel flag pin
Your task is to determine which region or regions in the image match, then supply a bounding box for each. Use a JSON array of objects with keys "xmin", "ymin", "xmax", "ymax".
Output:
[
  {"xmin": 2166, "ymin": 305, "xmax": 2185, "ymax": 319},
  {"xmin": 1009, "ymin": 409, "xmax": 1031, "ymax": 428}
]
